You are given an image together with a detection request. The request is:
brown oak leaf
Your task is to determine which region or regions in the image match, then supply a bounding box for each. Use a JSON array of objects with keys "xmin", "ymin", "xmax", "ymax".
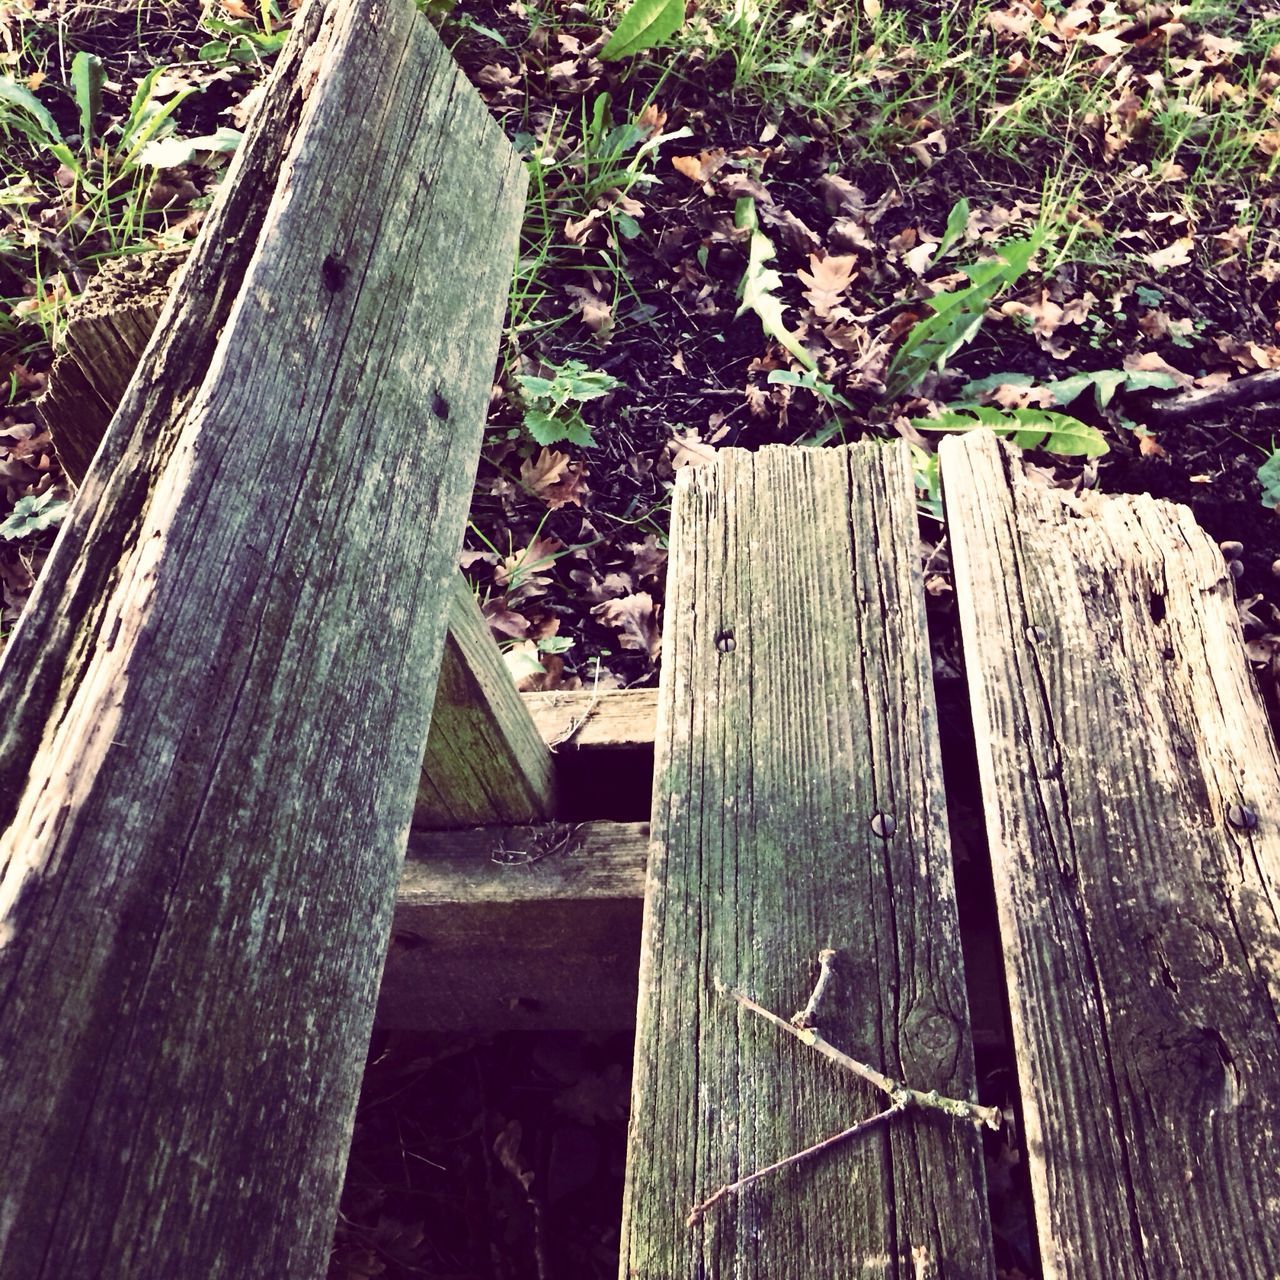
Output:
[
  {"xmin": 591, "ymin": 592, "xmax": 661, "ymax": 662},
  {"xmin": 797, "ymin": 252, "xmax": 858, "ymax": 317}
]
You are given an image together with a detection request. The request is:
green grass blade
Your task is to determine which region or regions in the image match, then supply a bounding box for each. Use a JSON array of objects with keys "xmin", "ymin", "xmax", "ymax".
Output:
[
  {"xmin": 0, "ymin": 76, "xmax": 61, "ymax": 145},
  {"xmin": 71, "ymin": 51, "xmax": 105, "ymax": 146}
]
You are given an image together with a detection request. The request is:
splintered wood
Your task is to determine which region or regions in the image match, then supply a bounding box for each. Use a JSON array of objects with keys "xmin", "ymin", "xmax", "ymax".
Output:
[
  {"xmin": 621, "ymin": 443, "xmax": 995, "ymax": 1278},
  {"xmin": 942, "ymin": 431, "xmax": 1280, "ymax": 1279}
]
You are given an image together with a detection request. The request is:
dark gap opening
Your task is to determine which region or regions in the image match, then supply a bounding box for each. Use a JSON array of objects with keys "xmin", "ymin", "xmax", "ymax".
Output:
[
  {"xmin": 1149, "ymin": 592, "xmax": 1167, "ymax": 623},
  {"xmin": 933, "ymin": 665, "xmax": 1045, "ymax": 1280}
]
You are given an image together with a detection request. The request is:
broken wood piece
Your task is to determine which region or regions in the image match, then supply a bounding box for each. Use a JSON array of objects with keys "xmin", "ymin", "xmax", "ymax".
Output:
[
  {"xmin": 0, "ymin": 1, "xmax": 526, "ymax": 1274},
  {"xmin": 621, "ymin": 442, "xmax": 996, "ymax": 1277},
  {"xmin": 942, "ymin": 429, "xmax": 1280, "ymax": 1279}
]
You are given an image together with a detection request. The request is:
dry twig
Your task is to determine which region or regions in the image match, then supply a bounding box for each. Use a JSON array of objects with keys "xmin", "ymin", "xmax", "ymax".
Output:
[{"xmin": 689, "ymin": 950, "xmax": 1000, "ymax": 1227}]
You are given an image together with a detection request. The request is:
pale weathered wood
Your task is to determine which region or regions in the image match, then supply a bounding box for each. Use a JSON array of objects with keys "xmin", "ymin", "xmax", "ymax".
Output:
[
  {"xmin": 415, "ymin": 575, "xmax": 556, "ymax": 828},
  {"xmin": 941, "ymin": 430, "xmax": 1280, "ymax": 1279},
  {"xmin": 523, "ymin": 686, "xmax": 658, "ymax": 749},
  {"xmin": 621, "ymin": 443, "xmax": 995, "ymax": 1278},
  {"xmin": 0, "ymin": 2, "xmax": 525, "ymax": 1276},
  {"xmin": 381, "ymin": 820, "xmax": 648, "ymax": 1028},
  {"xmin": 37, "ymin": 250, "xmax": 182, "ymax": 483}
]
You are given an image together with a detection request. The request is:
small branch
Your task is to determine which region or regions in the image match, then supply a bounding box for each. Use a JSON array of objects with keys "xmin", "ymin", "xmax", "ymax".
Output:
[
  {"xmin": 687, "ymin": 1100, "xmax": 908, "ymax": 1227},
  {"xmin": 1138, "ymin": 369, "xmax": 1280, "ymax": 427},
  {"xmin": 728, "ymin": 986, "xmax": 1001, "ymax": 1131},
  {"xmin": 548, "ymin": 657, "xmax": 602, "ymax": 750},
  {"xmin": 792, "ymin": 947, "xmax": 840, "ymax": 1029}
]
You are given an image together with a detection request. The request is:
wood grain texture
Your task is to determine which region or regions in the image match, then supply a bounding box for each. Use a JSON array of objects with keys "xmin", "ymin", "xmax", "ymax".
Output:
[
  {"xmin": 380, "ymin": 820, "xmax": 648, "ymax": 1029},
  {"xmin": 415, "ymin": 576, "xmax": 556, "ymax": 828},
  {"xmin": 29, "ymin": 245, "xmax": 555, "ymax": 833},
  {"xmin": 523, "ymin": 687, "xmax": 658, "ymax": 749},
  {"xmin": 941, "ymin": 430, "xmax": 1280, "ymax": 1279},
  {"xmin": 0, "ymin": 2, "xmax": 525, "ymax": 1275},
  {"xmin": 620, "ymin": 443, "xmax": 995, "ymax": 1279},
  {"xmin": 37, "ymin": 251, "xmax": 182, "ymax": 482},
  {"xmin": 29, "ymin": 259, "xmax": 553, "ymax": 830}
]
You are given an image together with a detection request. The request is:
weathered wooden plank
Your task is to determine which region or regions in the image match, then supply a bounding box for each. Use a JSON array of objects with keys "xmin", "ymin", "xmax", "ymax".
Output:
[
  {"xmin": 381, "ymin": 820, "xmax": 648, "ymax": 1028},
  {"xmin": 28, "ymin": 252, "xmax": 555, "ymax": 829},
  {"xmin": 415, "ymin": 576, "xmax": 556, "ymax": 828},
  {"xmin": 0, "ymin": 3, "xmax": 525, "ymax": 1276},
  {"xmin": 523, "ymin": 686, "xmax": 658, "ymax": 749},
  {"xmin": 941, "ymin": 430, "xmax": 1280, "ymax": 1279},
  {"xmin": 28, "ymin": 248, "xmax": 555, "ymax": 831},
  {"xmin": 621, "ymin": 443, "xmax": 995, "ymax": 1278}
]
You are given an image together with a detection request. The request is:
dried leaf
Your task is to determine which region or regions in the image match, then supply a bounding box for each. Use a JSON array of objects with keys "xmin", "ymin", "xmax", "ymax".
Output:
[
  {"xmin": 668, "ymin": 430, "xmax": 717, "ymax": 469},
  {"xmin": 564, "ymin": 284, "xmax": 613, "ymax": 336},
  {"xmin": 1123, "ymin": 351, "xmax": 1195, "ymax": 388},
  {"xmin": 1143, "ymin": 237, "xmax": 1194, "ymax": 272},
  {"xmin": 796, "ymin": 252, "xmax": 858, "ymax": 317},
  {"xmin": 483, "ymin": 597, "xmax": 531, "ymax": 640},
  {"xmin": 672, "ymin": 150, "xmax": 726, "ymax": 184},
  {"xmin": 591, "ymin": 591, "xmax": 661, "ymax": 661}
]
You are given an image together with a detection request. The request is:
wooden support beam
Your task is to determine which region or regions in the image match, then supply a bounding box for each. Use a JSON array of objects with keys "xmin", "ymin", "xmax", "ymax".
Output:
[
  {"xmin": 942, "ymin": 430, "xmax": 1280, "ymax": 1278},
  {"xmin": 621, "ymin": 443, "xmax": 995, "ymax": 1277},
  {"xmin": 0, "ymin": 2, "xmax": 525, "ymax": 1275},
  {"xmin": 381, "ymin": 820, "xmax": 648, "ymax": 1029},
  {"xmin": 523, "ymin": 686, "xmax": 657, "ymax": 749}
]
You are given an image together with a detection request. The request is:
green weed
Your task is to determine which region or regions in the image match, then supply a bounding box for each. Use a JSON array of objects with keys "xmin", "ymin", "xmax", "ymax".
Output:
[{"xmin": 516, "ymin": 358, "xmax": 620, "ymax": 446}]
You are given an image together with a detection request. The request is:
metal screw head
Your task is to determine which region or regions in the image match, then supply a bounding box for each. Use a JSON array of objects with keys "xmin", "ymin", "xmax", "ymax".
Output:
[
  {"xmin": 1227, "ymin": 803, "xmax": 1259, "ymax": 831},
  {"xmin": 1025, "ymin": 625, "xmax": 1046, "ymax": 644},
  {"xmin": 870, "ymin": 812, "xmax": 896, "ymax": 839},
  {"xmin": 715, "ymin": 629, "xmax": 736, "ymax": 653}
]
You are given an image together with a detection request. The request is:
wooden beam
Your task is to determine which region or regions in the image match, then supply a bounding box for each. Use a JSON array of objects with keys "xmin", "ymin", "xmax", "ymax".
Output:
[
  {"xmin": 30, "ymin": 236, "xmax": 554, "ymax": 832},
  {"xmin": 0, "ymin": 3, "xmax": 525, "ymax": 1275},
  {"xmin": 414, "ymin": 577, "xmax": 556, "ymax": 829},
  {"xmin": 942, "ymin": 430, "xmax": 1280, "ymax": 1278},
  {"xmin": 621, "ymin": 443, "xmax": 996, "ymax": 1276},
  {"xmin": 522, "ymin": 686, "xmax": 657, "ymax": 749},
  {"xmin": 381, "ymin": 821, "xmax": 648, "ymax": 1029}
]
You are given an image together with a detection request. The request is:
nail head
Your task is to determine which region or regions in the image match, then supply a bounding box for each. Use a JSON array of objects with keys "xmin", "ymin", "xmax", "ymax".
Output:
[
  {"xmin": 870, "ymin": 812, "xmax": 896, "ymax": 839},
  {"xmin": 1227, "ymin": 803, "xmax": 1258, "ymax": 831}
]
